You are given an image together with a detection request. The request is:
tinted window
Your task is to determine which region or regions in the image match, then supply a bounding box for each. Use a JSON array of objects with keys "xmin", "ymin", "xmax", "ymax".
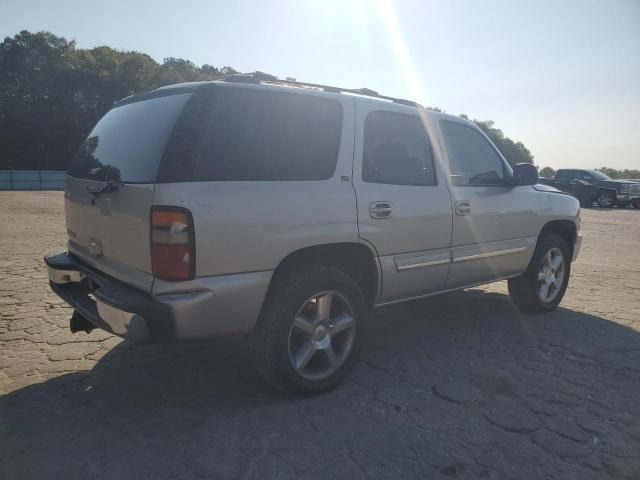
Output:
[
  {"xmin": 362, "ymin": 112, "xmax": 436, "ymax": 186},
  {"xmin": 193, "ymin": 88, "xmax": 342, "ymax": 181},
  {"xmin": 440, "ymin": 120, "xmax": 507, "ymax": 186},
  {"xmin": 555, "ymin": 170, "xmax": 572, "ymax": 180},
  {"xmin": 70, "ymin": 93, "xmax": 192, "ymax": 182}
]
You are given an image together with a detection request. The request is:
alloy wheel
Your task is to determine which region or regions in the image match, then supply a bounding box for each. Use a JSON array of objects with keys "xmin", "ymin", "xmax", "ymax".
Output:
[
  {"xmin": 598, "ymin": 193, "xmax": 613, "ymax": 207},
  {"xmin": 537, "ymin": 247, "xmax": 566, "ymax": 303},
  {"xmin": 287, "ymin": 291, "xmax": 356, "ymax": 381}
]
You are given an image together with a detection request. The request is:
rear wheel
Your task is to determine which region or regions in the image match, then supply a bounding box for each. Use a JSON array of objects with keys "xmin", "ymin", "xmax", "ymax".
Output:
[
  {"xmin": 633, "ymin": 199, "xmax": 640, "ymax": 209},
  {"xmin": 508, "ymin": 233, "xmax": 571, "ymax": 312},
  {"xmin": 251, "ymin": 266, "xmax": 366, "ymax": 395},
  {"xmin": 597, "ymin": 190, "xmax": 616, "ymax": 208}
]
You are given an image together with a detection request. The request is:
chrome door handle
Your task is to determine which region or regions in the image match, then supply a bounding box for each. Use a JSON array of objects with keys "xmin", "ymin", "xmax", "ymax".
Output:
[
  {"xmin": 454, "ymin": 200, "xmax": 471, "ymax": 215},
  {"xmin": 369, "ymin": 202, "xmax": 392, "ymax": 219}
]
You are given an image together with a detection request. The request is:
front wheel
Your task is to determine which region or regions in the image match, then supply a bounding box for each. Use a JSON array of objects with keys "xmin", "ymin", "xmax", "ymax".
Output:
[
  {"xmin": 597, "ymin": 190, "xmax": 616, "ymax": 208},
  {"xmin": 508, "ymin": 233, "xmax": 571, "ymax": 312},
  {"xmin": 251, "ymin": 266, "xmax": 366, "ymax": 395}
]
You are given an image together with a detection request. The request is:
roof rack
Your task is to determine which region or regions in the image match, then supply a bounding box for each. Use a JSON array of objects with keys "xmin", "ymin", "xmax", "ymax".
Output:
[{"xmin": 222, "ymin": 73, "xmax": 423, "ymax": 109}]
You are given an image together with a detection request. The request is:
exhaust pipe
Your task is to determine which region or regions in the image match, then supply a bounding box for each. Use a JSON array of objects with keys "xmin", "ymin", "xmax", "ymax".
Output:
[{"xmin": 70, "ymin": 311, "xmax": 94, "ymax": 334}]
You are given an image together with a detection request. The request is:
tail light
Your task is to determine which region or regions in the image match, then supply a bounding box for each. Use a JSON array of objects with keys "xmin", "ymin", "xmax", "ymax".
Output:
[{"xmin": 150, "ymin": 206, "xmax": 195, "ymax": 281}]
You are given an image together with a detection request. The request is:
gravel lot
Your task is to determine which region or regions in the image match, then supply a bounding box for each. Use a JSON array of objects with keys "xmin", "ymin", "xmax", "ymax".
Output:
[{"xmin": 1, "ymin": 191, "xmax": 639, "ymax": 480}]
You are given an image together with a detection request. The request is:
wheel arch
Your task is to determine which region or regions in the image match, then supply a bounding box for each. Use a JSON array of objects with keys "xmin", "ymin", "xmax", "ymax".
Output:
[
  {"xmin": 597, "ymin": 187, "xmax": 617, "ymax": 197},
  {"xmin": 265, "ymin": 242, "xmax": 380, "ymax": 309},
  {"xmin": 539, "ymin": 220, "xmax": 577, "ymax": 258}
]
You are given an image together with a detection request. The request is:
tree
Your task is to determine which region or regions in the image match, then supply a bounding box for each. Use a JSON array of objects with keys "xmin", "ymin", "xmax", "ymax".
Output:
[
  {"xmin": 0, "ymin": 31, "xmax": 242, "ymax": 170},
  {"xmin": 0, "ymin": 30, "xmax": 537, "ymax": 173},
  {"xmin": 539, "ymin": 166, "xmax": 555, "ymax": 178},
  {"xmin": 459, "ymin": 114, "xmax": 534, "ymax": 166},
  {"xmin": 597, "ymin": 167, "xmax": 640, "ymax": 179}
]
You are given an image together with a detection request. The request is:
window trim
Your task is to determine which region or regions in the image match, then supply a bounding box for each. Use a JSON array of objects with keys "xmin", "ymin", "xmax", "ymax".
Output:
[
  {"xmin": 439, "ymin": 119, "xmax": 513, "ymax": 188},
  {"xmin": 362, "ymin": 110, "xmax": 438, "ymax": 187}
]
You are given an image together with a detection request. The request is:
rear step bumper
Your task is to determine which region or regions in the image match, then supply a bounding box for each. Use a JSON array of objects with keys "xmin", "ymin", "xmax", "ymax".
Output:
[{"xmin": 45, "ymin": 252, "xmax": 172, "ymax": 344}]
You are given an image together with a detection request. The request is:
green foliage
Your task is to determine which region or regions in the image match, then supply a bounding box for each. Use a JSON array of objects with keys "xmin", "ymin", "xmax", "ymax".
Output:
[
  {"xmin": 0, "ymin": 31, "xmax": 238, "ymax": 170},
  {"xmin": 0, "ymin": 30, "xmax": 535, "ymax": 172},
  {"xmin": 539, "ymin": 166, "xmax": 555, "ymax": 178},
  {"xmin": 596, "ymin": 167, "xmax": 640, "ymax": 179},
  {"xmin": 459, "ymin": 114, "xmax": 534, "ymax": 166}
]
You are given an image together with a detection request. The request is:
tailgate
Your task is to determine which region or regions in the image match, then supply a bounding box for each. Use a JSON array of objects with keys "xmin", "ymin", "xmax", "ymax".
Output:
[{"xmin": 65, "ymin": 177, "xmax": 155, "ymax": 292}]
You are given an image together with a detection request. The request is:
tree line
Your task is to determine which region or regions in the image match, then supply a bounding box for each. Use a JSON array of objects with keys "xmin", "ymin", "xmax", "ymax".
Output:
[
  {"xmin": 539, "ymin": 166, "xmax": 640, "ymax": 179},
  {"xmin": 0, "ymin": 30, "xmax": 533, "ymax": 171}
]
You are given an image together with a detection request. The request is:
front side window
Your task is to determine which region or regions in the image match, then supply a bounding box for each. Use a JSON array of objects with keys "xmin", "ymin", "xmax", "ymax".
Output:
[
  {"xmin": 362, "ymin": 111, "xmax": 436, "ymax": 186},
  {"xmin": 193, "ymin": 88, "xmax": 343, "ymax": 181},
  {"xmin": 440, "ymin": 120, "xmax": 508, "ymax": 187}
]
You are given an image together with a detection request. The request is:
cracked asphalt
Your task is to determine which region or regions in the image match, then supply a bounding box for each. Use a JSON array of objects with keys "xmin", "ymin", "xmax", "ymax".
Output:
[{"xmin": 1, "ymin": 191, "xmax": 639, "ymax": 480}]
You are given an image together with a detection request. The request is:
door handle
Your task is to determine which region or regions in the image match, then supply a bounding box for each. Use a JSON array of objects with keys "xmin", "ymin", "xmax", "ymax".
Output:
[
  {"xmin": 454, "ymin": 200, "xmax": 471, "ymax": 215},
  {"xmin": 369, "ymin": 202, "xmax": 392, "ymax": 219}
]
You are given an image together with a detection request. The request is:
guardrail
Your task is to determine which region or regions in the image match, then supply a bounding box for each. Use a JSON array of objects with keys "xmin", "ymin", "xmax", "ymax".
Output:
[{"xmin": 0, "ymin": 170, "xmax": 66, "ymax": 190}]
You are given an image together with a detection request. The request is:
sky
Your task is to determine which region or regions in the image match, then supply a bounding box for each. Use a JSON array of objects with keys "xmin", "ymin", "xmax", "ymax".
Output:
[{"xmin": 1, "ymin": 0, "xmax": 639, "ymax": 170}]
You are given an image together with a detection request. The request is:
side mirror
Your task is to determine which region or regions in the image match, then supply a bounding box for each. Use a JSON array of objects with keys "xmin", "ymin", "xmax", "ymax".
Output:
[{"xmin": 512, "ymin": 163, "xmax": 539, "ymax": 186}]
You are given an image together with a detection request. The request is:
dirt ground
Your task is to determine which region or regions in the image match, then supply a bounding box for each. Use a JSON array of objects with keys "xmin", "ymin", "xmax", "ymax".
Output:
[{"xmin": 1, "ymin": 190, "xmax": 639, "ymax": 479}]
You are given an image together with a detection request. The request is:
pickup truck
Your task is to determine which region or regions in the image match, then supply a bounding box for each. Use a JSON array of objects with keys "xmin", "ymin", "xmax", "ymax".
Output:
[{"xmin": 540, "ymin": 169, "xmax": 640, "ymax": 208}]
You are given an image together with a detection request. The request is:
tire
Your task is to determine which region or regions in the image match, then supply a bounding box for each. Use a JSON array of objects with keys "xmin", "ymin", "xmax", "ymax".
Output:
[
  {"xmin": 633, "ymin": 200, "xmax": 640, "ymax": 209},
  {"xmin": 508, "ymin": 233, "xmax": 571, "ymax": 313},
  {"xmin": 251, "ymin": 265, "xmax": 366, "ymax": 395},
  {"xmin": 597, "ymin": 190, "xmax": 616, "ymax": 208}
]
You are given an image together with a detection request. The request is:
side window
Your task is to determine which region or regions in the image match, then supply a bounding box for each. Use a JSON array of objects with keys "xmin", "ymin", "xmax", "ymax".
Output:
[
  {"xmin": 555, "ymin": 170, "xmax": 571, "ymax": 180},
  {"xmin": 193, "ymin": 88, "xmax": 343, "ymax": 181},
  {"xmin": 362, "ymin": 111, "xmax": 436, "ymax": 186},
  {"xmin": 440, "ymin": 120, "xmax": 507, "ymax": 187}
]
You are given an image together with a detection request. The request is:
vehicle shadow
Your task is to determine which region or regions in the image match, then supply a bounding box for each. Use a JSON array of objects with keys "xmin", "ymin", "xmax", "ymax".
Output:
[{"xmin": 2, "ymin": 289, "xmax": 639, "ymax": 479}]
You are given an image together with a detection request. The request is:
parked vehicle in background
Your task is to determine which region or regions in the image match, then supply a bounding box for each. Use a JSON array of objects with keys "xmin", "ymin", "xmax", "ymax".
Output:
[
  {"xmin": 45, "ymin": 76, "xmax": 582, "ymax": 394},
  {"xmin": 539, "ymin": 169, "xmax": 640, "ymax": 208}
]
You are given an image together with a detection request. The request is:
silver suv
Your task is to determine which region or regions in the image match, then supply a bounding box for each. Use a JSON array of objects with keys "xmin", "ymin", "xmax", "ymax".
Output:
[{"xmin": 45, "ymin": 76, "xmax": 582, "ymax": 394}]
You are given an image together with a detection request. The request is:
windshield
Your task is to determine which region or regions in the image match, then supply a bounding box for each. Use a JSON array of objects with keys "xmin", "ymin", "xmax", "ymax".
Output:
[
  {"xmin": 69, "ymin": 93, "xmax": 192, "ymax": 183},
  {"xmin": 589, "ymin": 170, "xmax": 610, "ymax": 180}
]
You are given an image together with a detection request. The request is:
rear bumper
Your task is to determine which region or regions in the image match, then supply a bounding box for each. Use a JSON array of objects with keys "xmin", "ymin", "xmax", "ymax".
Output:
[
  {"xmin": 45, "ymin": 252, "xmax": 172, "ymax": 343},
  {"xmin": 44, "ymin": 252, "xmax": 272, "ymax": 344}
]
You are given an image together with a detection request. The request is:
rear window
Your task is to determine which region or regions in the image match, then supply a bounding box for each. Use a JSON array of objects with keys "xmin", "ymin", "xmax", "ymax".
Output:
[
  {"xmin": 363, "ymin": 111, "xmax": 436, "ymax": 186},
  {"xmin": 192, "ymin": 88, "xmax": 343, "ymax": 181},
  {"xmin": 69, "ymin": 92, "xmax": 192, "ymax": 182}
]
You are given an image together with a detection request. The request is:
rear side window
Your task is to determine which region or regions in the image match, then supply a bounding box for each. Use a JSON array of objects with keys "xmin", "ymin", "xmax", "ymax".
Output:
[
  {"xmin": 193, "ymin": 88, "xmax": 343, "ymax": 181},
  {"xmin": 70, "ymin": 93, "xmax": 192, "ymax": 182},
  {"xmin": 440, "ymin": 120, "xmax": 507, "ymax": 187},
  {"xmin": 362, "ymin": 111, "xmax": 436, "ymax": 186},
  {"xmin": 555, "ymin": 170, "xmax": 575, "ymax": 180}
]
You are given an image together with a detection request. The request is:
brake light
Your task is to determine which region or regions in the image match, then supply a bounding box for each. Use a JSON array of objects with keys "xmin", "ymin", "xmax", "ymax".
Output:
[{"xmin": 150, "ymin": 207, "xmax": 195, "ymax": 281}]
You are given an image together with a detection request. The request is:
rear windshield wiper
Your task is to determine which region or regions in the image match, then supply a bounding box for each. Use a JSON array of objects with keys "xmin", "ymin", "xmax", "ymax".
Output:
[{"xmin": 86, "ymin": 179, "xmax": 120, "ymax": 198}]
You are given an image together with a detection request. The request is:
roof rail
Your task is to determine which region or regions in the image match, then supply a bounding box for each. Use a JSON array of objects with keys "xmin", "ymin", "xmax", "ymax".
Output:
[{"xmin": 222, "ymin": 73, "xmax": 423, "ymax": 109}]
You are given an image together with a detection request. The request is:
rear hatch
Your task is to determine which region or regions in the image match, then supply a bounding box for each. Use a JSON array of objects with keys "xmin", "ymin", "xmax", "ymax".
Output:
[{"xmin": 65, "ymin": 90, "xmax": 194, "ymax": 292}]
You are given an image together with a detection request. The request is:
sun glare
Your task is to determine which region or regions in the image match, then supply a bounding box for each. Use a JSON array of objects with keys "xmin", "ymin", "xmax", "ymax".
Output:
[{"xmin": 375, "ymin": 0, "xmax": 427, "ymax": 105}]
